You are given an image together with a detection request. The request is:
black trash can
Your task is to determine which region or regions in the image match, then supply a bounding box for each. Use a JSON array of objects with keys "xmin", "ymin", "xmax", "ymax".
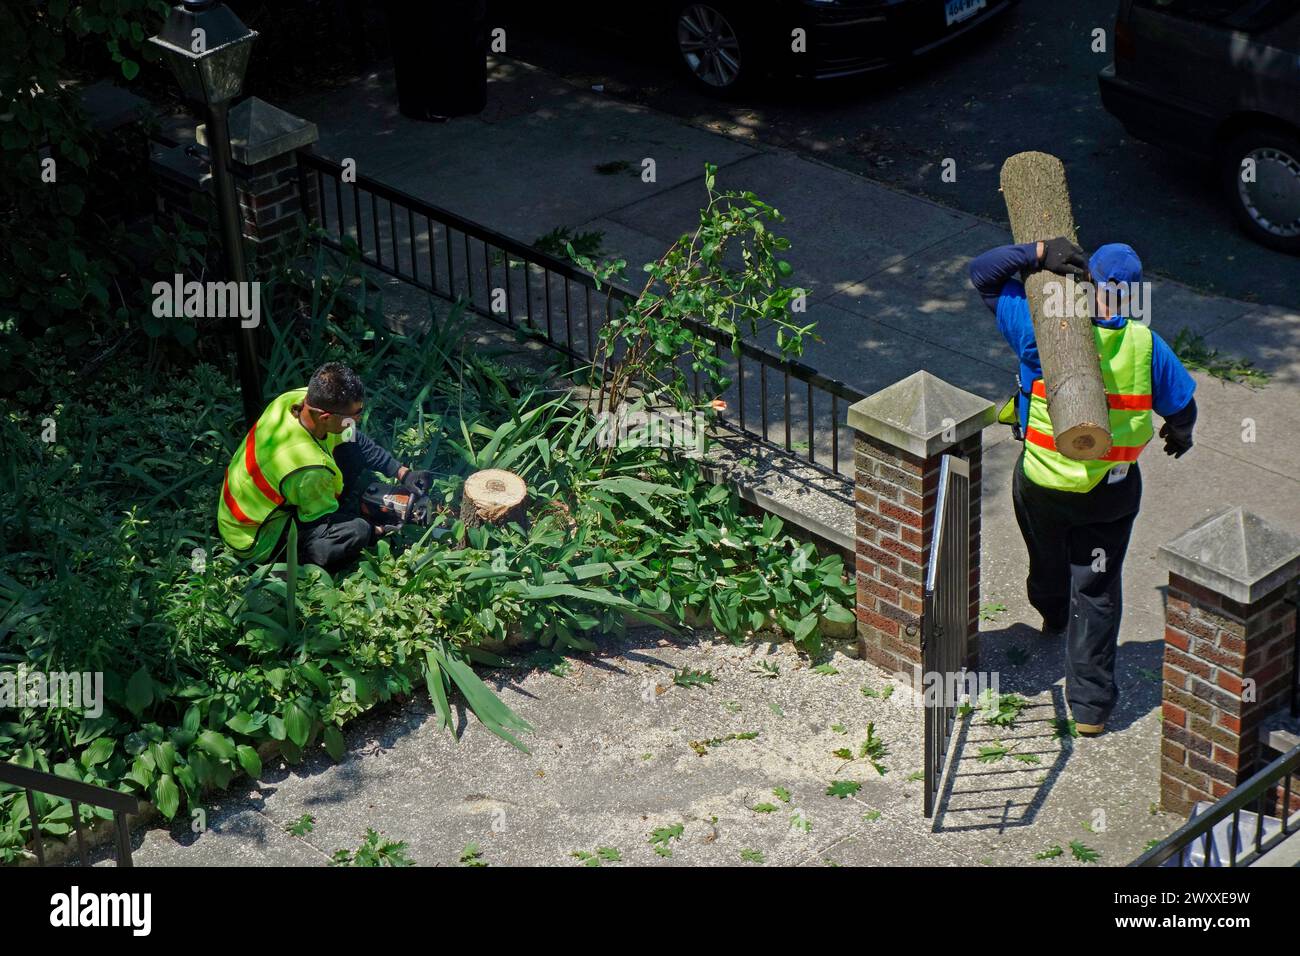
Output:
[{"xmin": 385, "ymin": 0, "xmax": 487, "ymax": 120}]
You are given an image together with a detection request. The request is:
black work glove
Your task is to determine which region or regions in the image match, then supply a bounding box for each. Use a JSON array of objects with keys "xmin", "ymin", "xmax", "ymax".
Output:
[
  {"xmin": 1159, "ymin": 421, "xmax": 1193, "ymax": 458},
  {"xmin": 400, "ymin": 468, "xmax": 435, "ymax": 496},
  {"xmin": 1040, "ymin": 237, "xmax": 1089, "ymax": 278}
]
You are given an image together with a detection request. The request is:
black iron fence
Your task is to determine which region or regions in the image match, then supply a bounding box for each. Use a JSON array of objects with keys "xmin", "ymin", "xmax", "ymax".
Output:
[
  {"xmin": 922, "ymin": 454, "xmax": 970, "ymax": 818},
  {"xmin": 1132, "ymin": 743, "xmax": 1300, "ymax": 867},
  {"xmin": 295, "ymin": 152, "xmax": 865, "ymax": 482},
  {"xmin": 0, "ymin": 762, "xmax": 137, "ymax": 866}
]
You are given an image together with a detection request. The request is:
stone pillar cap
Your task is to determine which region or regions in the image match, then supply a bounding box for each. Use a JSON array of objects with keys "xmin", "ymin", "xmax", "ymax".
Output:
[
  {"xmin": 1158, "ymin": 507, "xmax": 1300, "ymax": 604},
  {"xmin": 196, "ymin": 96, "xmax": 318, "ymax": 166},
  {"xmin": 847, "ymin": 370, "xmax": 995, "ymax": 458}
]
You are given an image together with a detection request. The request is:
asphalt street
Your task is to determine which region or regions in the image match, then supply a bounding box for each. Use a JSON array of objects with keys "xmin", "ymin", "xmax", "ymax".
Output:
[{"xmin": 494, "ymin": 0, "xmax": 1300, "ymax": 310}]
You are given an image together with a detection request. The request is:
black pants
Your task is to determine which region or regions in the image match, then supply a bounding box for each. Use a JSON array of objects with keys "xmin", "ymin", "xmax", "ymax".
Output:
[
  {"xmin": 1012, "ymin": 453, "xmax": 1141, "ymax": 726},
  {"xmin": 280, "ymin": 443, "xmax": 376, "ymax": 574}
]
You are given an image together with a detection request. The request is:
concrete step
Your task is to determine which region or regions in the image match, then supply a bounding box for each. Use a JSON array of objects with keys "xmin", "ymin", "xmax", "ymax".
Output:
[{"xmin": 1251, "ymin": 827, "xmax": 1300, "ymax": 867}]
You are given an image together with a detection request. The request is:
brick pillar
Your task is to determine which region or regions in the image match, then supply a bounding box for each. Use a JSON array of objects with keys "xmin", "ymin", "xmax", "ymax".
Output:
[
  {"xmin": 1157, "ymin": 508, "xmax": 1300, "ymax": 817},
  {"xmin": 150, "ymin": 139, "xmax": 212, "ymax": 232},
  {"xmin": 153, "ymin": 97, "xmax": 320, "ymax": 257},
  {"xmin": 847, "ymin": 371, "xmax": 994, "ymax": 677}
]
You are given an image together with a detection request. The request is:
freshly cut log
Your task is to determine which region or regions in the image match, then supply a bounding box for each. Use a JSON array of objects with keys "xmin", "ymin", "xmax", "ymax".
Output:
[
  {"xmin": 460, "ymin": 469, "xmax": 528, "ymax": 530},
  {"xmin": 1000, "ymin": 151, "xmax": 1112, "ymax": 461}
]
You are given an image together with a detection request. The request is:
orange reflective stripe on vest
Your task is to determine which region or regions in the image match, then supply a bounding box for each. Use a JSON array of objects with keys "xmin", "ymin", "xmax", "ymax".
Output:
[
  {"xmin": 1023, "ymin": 425, "xmax": 1145, "ymax": 462},
  {"xmin": 222, "ymin": 475, "xmax": 257, "ymax": 525},
  {"xmin": 244, "ymin": 423, "xmax": 285, "ymax": 507},
  {"xmin": 1029, "ymin": 380, "xmax": 1151, "ymax": 411}
]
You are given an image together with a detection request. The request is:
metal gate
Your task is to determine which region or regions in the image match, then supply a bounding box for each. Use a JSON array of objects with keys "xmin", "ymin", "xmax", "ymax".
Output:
[
  {"xmin": 294, "ymin": 151, "xmax": 866, "ymax": 482},
  {"xmin": 922, "ymin": 454, "xmax": 970, "ymax": 818}
]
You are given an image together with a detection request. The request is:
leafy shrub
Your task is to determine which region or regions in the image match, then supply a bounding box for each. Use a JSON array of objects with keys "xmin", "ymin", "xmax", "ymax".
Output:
[{"xmin": 1, "ymin": 231, "xmax": 852, "ymax": 863}]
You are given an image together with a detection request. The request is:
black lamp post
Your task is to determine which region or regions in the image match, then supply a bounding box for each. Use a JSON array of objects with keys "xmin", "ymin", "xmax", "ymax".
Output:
[{"xmin": 149, "ymin": 1, "xmax": 262, "ymax": 429}]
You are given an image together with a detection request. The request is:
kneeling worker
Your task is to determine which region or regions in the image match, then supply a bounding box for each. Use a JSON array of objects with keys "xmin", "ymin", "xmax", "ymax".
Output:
[
  {"xmin": 217, "ymin": 362, "xmax": 429, "ymax": 572},
  {"xmin": 969, "ymin": 239, "xmax": 1198, "ymax": 735}
]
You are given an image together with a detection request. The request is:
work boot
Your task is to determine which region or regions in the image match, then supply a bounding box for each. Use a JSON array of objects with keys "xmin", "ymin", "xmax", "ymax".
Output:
[
  {"xmin": 1040, "ymin": 619, "xmax": 1066, "ymax": 640},
  {"xmin": 1075, "ymin": 721, "xmax": 1105, "ymax": 736}
]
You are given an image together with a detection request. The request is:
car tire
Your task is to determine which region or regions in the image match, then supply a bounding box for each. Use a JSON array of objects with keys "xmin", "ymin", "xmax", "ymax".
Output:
[
  {"xmin": 1221, "ymin": 127, "xmax": 1300, "ymax": 255},
  {"xmin": 671, "ymin": 2, "xmax": 759, "ymax": 96}
]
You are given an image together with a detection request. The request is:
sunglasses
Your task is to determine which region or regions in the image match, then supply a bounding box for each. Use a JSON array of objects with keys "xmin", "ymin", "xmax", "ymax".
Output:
[{"xmin": 304, "ymin": 401, "xmax": 363, "ymax": 418}]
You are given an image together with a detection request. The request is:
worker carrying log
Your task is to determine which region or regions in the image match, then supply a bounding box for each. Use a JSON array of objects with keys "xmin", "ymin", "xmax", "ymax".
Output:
[
  {"xmin": 969, "ymin": 238, "xmax": 1198, "ymax": 736},
  {"xmin": 217, "ymin": 362, "xmax": 434, "ymax": 573}
]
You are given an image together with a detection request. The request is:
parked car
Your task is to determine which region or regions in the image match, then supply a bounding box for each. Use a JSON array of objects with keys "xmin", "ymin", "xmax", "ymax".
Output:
[
  {"xmin": 1099, "ymin": 0, "xmax": 1300, "ymax": 253},
  {"xmin": 493, "ymin": 1, "xmax": 1019, "ymax": 95}
]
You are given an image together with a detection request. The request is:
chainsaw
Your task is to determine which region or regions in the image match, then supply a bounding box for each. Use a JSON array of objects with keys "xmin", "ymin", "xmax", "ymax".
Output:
[{"xmin": 359, "ymin": 477, "xmax": 435, "ymax": 529}]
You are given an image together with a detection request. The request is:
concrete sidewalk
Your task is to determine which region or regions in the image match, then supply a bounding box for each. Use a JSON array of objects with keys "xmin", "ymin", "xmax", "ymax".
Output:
[
  {"xmin": 114, "ymin": 629, "xmax": 1173, "ymax": 868},
  {"xmin": 113, "ymin": 56, "xmax": 1297, "ymax": 867}
]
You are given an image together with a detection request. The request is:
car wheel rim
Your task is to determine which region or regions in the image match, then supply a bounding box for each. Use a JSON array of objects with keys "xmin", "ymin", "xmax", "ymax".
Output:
[
  {"xmin": 1236, "ymin": 147, "xmax": 1300, "ymax": 238},
  {"xmin": 677, "ymin": 4, "xmax": 742, "ymax": 88}
]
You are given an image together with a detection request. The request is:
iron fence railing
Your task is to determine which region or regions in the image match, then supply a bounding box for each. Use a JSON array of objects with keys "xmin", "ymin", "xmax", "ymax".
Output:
[
  {"xmin": 296, "ymin": 152, "xmax": 865, "ymax": 482},
  {"xmin": 0, "ymin": 762, "xmax": 137, "ymax": 866},
  {"xmin": 922, "ymin": 454, "xmax": 970, "ymax": 818},
  {"xmin": 1132, "ymin": 743, "xmax": 1300, "ymax": 867}
]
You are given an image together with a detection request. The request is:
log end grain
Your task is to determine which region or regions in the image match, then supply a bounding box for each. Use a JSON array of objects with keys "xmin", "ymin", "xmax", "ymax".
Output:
[{"xmin": 1055, "ymin": 423, "xmax": 1113, "ymax": 461}]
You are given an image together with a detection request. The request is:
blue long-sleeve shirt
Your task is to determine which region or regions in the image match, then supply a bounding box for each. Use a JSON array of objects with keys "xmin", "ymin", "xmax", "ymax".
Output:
[{"xmin": 968, "ymin": 242, "xmax": 1195, "ymax": 432}]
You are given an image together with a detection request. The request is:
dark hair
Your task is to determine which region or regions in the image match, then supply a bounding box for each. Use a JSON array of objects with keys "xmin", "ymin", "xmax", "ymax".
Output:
[{"xmin": 306, "ymin": 362, "xmax": 364, "ymax": 414}]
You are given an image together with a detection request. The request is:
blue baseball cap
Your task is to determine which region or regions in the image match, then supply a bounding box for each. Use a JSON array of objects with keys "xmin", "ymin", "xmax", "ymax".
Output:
[
  {"xmin": 1088, "ymin": 243, "xmax": 1142, "ymax": 319},
  {"xmin": 1088, "ymin": 243, "xmax": 1142, "ymax": 286}
]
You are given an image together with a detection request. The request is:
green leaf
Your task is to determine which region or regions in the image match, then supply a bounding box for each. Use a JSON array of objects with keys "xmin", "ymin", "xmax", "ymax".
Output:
[
  {"xmin": 79, "ymin": 737, "xmax": 114, "ymax": 768},
  {"xmin": 225, "ymin": 712, "xmax": 266, "ymax": 736},
  {"xmin": 424, "ymin": 650, "xmax": 453, "ymax": 735},
  {"xmin": 284, "ymin": 700, "xmax": 312, "ymax": 748},
  {"xmin": 196, "ymin": 730, "xmax": 236, "ymax": 762},
  {"xmin": 124, "ymin": 667, "xmax": 153, "ymax": 717},
  {"xmin": 120, "ymin": 59, "xmax": 140, "ymax": 81},
  {"xmin": 235, "ymin": 745, "xmax": 262, "ymax": 780},
  {"xmin": 154, "ymin": 774, "xmax": 180, "ymax": 819},
  {"xmin": 826, "ymin": 780, "xmax": 861, "ymax": 799},
  {"xmin": 822, "ymin": 603, "xmax": 855, "ymax": 625},
  {"xmin": 648, "ymin": 823, "xmax": 683, "ymax": 855},
  {"xmin": 267, "ymin": 714, "xmax": 287, "ymax": 741},
  {"xmin": 1069, "ymin": 840, "xmax": 1100, "ymax": 863},
  {"xmin": 323, "ymin": 725, "xmax": 346, "ymax": 762},
  {"xmin": 671, "ymin": 668, "xmax": 716, "ymax": 689}
]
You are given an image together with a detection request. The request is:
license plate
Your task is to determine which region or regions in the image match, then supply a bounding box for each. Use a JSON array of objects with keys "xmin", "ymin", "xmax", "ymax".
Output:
[{"xmin": 945, "ymin": 0, "xmax": 987, "ymax": 27}]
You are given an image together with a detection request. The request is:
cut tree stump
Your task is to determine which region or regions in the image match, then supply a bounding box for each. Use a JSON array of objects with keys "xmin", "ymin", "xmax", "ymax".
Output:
[
  {"xmin": 460, "ymin": 469, "xmax": 528, "ymax": 531},
  {"xmin": 1000, "ymin": 151, "xmax": 1112, "ymax": 461}
]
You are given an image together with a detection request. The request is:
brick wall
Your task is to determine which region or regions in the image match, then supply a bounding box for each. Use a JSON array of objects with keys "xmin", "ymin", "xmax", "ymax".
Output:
[
  {"xmin": 854, "ymin": 431, "xmax": 981, "ymax": 676},
  {"xmin": 234, "ymin": 152, "xmax": 318, "ymax": 249},
  {"xmin": 1161, "ymin": 573, "xmax": 1297, "ymax": 816}
]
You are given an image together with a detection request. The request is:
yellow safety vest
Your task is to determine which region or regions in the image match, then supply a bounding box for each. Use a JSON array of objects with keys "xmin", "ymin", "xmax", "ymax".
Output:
[
  {"xmin": 217, "ymin": 388, "xmax": 344, "ymax": 557},
  {"xmin": 1023, "ymin": 321, "xmax": 1155, "ymax": 493}
]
